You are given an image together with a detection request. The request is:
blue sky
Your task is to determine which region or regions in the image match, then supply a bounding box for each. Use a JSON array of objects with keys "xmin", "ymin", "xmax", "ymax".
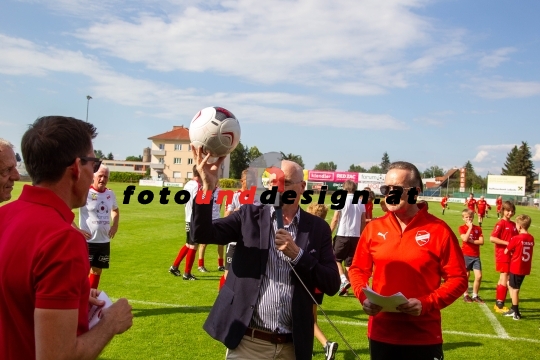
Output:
[{"xmin": 1, "ymin": 0, "xmax": 540, "ymax": 176}]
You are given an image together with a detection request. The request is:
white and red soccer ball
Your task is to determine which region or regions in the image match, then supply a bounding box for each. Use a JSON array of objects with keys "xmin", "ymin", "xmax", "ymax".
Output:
[{"xmin": 189, "ymin": 106, "xmax": 241, "ymax": 157}]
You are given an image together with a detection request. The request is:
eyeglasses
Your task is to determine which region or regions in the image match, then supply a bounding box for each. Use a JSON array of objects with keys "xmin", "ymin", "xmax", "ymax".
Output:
[
  {"xmin": 80, "ymin": 156, "xmax": 102, "ymax": 173},
  {"xmin": 284, "ymin": 180, "xmax": 303, "ymax": 187},
  {"xmin": 379, "ymin": 185, "xmax": 416, "ymax": 196}
]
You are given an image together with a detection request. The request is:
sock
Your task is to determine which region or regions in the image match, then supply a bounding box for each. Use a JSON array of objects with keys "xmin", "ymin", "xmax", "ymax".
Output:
[
  {"xmin": 340, "ymin": 274, "xmax": 347, "ymax": 283},
  {"xmin": 218, "ymin": 258, "xmax": 224, "ymax": 267},
  {"xmin": 472, "ymin": 293, "xmax": 478, "ymax": 298},
  {"xmin": 185, "ymin": 249, "xmax": 197, "ymax": 274},
  {"xmin": 512, "ymin": 304, "xmax": 519, "ymax": 314},
  {"xmin": 198, "ymin": 258, "xmax": 204, "ymax": 267},
  {"xmin": 219, "ymin": 275, "xmax": 226, "ymax": 290},
  {"xmin": 479, "ymin": 222, "xmax": 482, "ymax": 227},
  {"xmin": 173, "ymin": 245, "xmax": 189, "ymax": 268},
  {"xmin": 496, "ymin": 285, "xmax": 507, "ymax": 305},
  {"xmin": 89, "ymin": 273, "xmax": 100, "ymax": 289},
  {"xmin": 442, "ymin": 210, "xmax": 445, "ymax": 215}
]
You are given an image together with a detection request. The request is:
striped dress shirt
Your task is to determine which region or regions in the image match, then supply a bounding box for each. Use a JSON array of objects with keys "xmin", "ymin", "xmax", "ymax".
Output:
[{"xmin": 249, "ymin": 206, "xmax": 304, "ymax": 334}]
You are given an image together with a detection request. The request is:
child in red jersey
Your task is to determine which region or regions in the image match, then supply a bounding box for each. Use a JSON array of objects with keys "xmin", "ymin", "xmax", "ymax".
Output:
[
  {"xmin": 490, "ymin": 201, "xmax": 518, "ymax": 313},
  {"xmin": 459, "ymin": 209, "xmax": 485, "ymax": 303},
  {"xmin": 476, "ymin": 196, "xmax": 491, "ymax": 227},
  {"xmin": 496, "ymin": 196, "xmax": 503, "ymax": 219},
  {"xmin": 465, "ymin": 193, "xmax": 476, "ymax": 212},
  {"xmin": 502, "ymin": 215, "xmax": 534, "ymax": 320},
  {"xmin": 441, "ymin": 195, "xmax": 449, "ymax": 215},
  {"xmin": 364, "ymin": 187, "xmax": 374, "ymax": 222}
]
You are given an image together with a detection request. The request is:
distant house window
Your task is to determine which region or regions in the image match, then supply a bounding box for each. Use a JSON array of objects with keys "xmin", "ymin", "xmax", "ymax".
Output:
[
  {"xmin": 188, "ymin": 144, "xmax": 191, "ymax": 151},
  {"xmin": 174, "ymin": 158, "xmax": 182, "ymax": 164},
  {"xmin": 188, "ymin": 158, "xmax": 193, "ymax": 165},
  {"xmin": 173, "ymin": 171, "xmax": 182, "ymax": 178},
  {"xmin": 187, "ymin": 172, "xmax": 193, "ymax": 179},
  {"xmin": 174, "ymin": 144, "xmax": 182, "ymax": 151},
  {"xmin": 158, "ymin": 158, "xmax": 164, "ymax": 164},
  {"xmin": 158, "ymin": 144, "xmax": 165, "ymax": 150}
]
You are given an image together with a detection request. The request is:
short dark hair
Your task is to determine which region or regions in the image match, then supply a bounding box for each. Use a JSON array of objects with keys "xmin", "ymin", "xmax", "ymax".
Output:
[
  {"xmin": 22, "ymin": 116, "xmax": 97, "ymax": 184},
  {"xmin": 387, "ymin": 161, "xmax": 423, "ymax": 193},
  {"xmin": 192, "ymin": 165, "xmax": 200, "ymax": 178}
]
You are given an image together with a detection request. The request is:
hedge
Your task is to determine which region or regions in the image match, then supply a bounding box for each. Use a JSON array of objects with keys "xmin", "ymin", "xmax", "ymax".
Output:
[
  {"xmin": 219, "ymin": 178, "xmax": 239, "ymax": 189},
  {"xmin": 109, "ymin": 172, "xmax": 144, "ymax": 183}
]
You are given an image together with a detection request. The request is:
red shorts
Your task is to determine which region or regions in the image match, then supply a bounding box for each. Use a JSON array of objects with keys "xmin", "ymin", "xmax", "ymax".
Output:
[
  {"xmin": 497, "ymin": 206, "xmax": 502, "ymax": 212},
  {"xmin": 496, "ymin": 262, "xmax": 509, "ymax": 273},
  {"xmin": 477, "ymin": 211, "xmax": 486, "ymax": 217}
]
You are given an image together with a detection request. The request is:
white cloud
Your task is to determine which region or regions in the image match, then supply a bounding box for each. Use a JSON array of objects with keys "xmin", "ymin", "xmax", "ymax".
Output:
[
  {"xmin": 532, "ymin": 144, "xmax": 540, "ymax": 161},
  {"xmin": 478, "ymin": 47, "xmax": 516, "ymax": 68},
  {"xmin": 473, "ymin": 150, "xmax": 489, "ymax": 162},
  {"xmin": 477, "ymin": 144, "xmax": 516, "ymax": 151},
  {"xmin": 69, "ymin": 0, "xmax": 465, "ymax": 93},
  {"xmin": 0, "ymin": 33, "xmax": 405, "ymax": 130},
  {"xmin": 465, "ymin": 78, "xmax": 540, "ymax": 99}
]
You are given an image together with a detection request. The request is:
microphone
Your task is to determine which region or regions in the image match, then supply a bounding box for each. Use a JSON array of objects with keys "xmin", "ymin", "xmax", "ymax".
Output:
[{"xmin": 274, "ymin": 193, "xmax": 284, "ymax": 229}]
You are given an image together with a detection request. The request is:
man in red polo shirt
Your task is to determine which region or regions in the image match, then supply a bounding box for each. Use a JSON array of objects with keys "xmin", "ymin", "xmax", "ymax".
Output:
[
  {"xmin": 0, "ymin": 116, "xmax": 133, "ymax": 360},
  {"xmin": 349, "ymin": 161, "xmax": 467, "ymax": 360}
]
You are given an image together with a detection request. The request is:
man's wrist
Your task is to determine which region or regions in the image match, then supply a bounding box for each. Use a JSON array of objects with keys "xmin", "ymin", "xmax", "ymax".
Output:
[{"xmin": 290, "ymin": 248, "xmax": 304, "ymax": 265}]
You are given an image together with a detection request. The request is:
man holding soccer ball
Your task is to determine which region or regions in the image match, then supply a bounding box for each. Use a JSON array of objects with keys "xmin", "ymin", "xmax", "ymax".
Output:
[{"xmin": 190, "ymin": 147, "xmax": 340, "ymax": 360}]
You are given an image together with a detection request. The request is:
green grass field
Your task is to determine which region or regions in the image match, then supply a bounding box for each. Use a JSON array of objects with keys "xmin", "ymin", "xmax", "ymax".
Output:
[{"xmin": 5, "ymin": 182, "xmax": 540, "ymax": 359}]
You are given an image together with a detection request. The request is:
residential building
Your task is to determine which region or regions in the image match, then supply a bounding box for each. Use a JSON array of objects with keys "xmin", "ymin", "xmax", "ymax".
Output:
[{"xmin": 148, "ymin": 125, "xmax": 230, "ymax": 185}]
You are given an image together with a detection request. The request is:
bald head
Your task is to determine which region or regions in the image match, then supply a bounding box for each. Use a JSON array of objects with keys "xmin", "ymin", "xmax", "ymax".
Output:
[{"xmin": 281, "ymin": 160, "xmax": 303, "ymax": 183}]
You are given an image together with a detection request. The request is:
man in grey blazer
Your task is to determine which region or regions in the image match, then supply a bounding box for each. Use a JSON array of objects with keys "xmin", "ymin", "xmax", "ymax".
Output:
[{"xmin": 191, "ymin": 149, "xmax": 340, "ymax": 360}]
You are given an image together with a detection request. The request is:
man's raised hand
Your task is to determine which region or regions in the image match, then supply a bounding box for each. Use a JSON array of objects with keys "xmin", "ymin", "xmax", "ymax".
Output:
[{"xmin": 192, "ymin": 145, "xmax": 226, "ymax": 191}]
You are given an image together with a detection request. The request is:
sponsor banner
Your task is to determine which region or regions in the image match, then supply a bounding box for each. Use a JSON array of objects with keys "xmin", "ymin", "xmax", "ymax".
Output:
[
  {"xmin": 487, "ymin": 175, "xmax": 526, "ymax": 196},
  {"xmin": 334, "ymin": 171, "xmax": 358, "ymax": 183},
  {"xmin": 308, "ymin": 171, "xmax": 334, "ymax": 182},
  {"xmin": 448, "ymin": 198, "xmax": 466, "ymax": 203},
  {"xmin": 164, "ymin": 182, "xmax": 183, "ymax": 188},
  {"xmin": 358, "ymin": 173, "xmax": 386, "ymax": 182},
  {"xmin": 306, "ymin": 182, "xmax": 344, "ymax": 191},
  {"xmin": 359, "ymin": 182, "xmax": 383, "ymax": 195},
  {"xmin": 418, "ymin": 196, "xmax": 443, "ymax": 202},
  {"xmin": 139, "ymin": 179, "xmax": 163, "ymax": 187}
]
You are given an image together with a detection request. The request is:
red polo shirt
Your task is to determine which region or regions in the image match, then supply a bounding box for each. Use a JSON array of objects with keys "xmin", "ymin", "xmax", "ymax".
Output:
[
  {"xmin": 349, "ymin": 202, "xmax": 467, "ymax": 345},
  {"xmin": 0, "ymin": 185, "xmax": 90, "ymax": 360}
]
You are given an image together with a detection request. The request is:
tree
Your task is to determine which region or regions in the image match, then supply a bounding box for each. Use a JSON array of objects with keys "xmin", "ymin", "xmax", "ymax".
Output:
[
  {"xmin": 348, "ymin": 164, "xmax": 366, "ymax": 172},
  {"xmin": 314, "ymin": 161, "xmax": 337, "ymax": 171},
  {"xmin": 463, "ymin": 160, "xmax": 485, "ymax": 189},
  {"xmin": 106, "ymin": 152, "xmax": 114, "ymax": 160},
  {"xmin": 125, "ymin": 155, "xmax": 143, "ymax": 161},
  {"xmin": 422, "ymin": 165, "xmax": 445, "ymax": 178},
  {"xmin": 280, "ymin": 152, "xmax": 305, "ymax": 168},
  {"xmin": 230, "ymin": 141, "xmax": 250, "ymax": 179},
  {"xmin": 367, "ymin": 165, "xmax": 382, "ymax": 173},
  {"xmin": 95, "ymin": 150, "xmax": 105, "ymax": 159},
  {"xmin": 502, "ymin": 141, "xmax": 536, "ymax": 192},
  {"xmin": 380, "ymin": 152, "xmax": 391, "ymax": 173},
  {"xmin": 502, "ymin": 146, "xmax": 519, "ymax": 176},
  {"xmin": 248, "ymin": 146, "xmax": 263, "ymax": 162}
]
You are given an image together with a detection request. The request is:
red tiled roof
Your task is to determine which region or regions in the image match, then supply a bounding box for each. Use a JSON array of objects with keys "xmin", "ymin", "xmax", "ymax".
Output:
[{"xmin": 148, "ymin": 126, "xmax": 190, "ymax": 141}]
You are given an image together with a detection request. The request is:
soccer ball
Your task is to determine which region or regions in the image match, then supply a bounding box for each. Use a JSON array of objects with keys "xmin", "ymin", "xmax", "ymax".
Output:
[{"xmin": 189, "ymin": 106, "xmax": 241, "ymax": 157}]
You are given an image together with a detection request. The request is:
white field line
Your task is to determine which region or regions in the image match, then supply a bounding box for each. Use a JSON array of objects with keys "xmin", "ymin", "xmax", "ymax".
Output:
[
  {"xmin": 479, "ymin": 303, "xmax": 510, "ymax": 339},
  {"xmin": 123, "ymin": 299, "xmax": 539, "ymax": 344}
]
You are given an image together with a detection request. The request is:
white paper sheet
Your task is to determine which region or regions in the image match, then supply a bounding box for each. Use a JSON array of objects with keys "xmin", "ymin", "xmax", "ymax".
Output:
[
  {"xmin": 362, "ymin": 286, "xmax": 408, "ymax": 312},
  {"xmin": 88, "ymin": 291, "xmax": 113, "ymax": 329}
]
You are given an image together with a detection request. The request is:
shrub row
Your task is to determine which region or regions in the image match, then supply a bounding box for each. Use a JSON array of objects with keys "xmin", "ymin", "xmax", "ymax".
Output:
[
  {"xmin": 109, "ymin": 172, "xmax": 144, "ymax": 183},
  {"xmin": 219, "ymin": 178, "xmax": 239, "ymax": 189}
]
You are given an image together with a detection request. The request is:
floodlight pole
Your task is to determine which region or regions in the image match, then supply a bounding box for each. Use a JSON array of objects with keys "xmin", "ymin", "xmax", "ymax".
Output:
[{"xmin": 86, "ymin": 95, "xmax": 92, "ymax": 122}]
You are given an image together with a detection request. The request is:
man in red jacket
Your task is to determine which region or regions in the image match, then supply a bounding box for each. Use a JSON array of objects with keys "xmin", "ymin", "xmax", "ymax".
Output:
[{"xmin": 349, "ymin": 161, "xmax": 467, "ymax": 360}]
